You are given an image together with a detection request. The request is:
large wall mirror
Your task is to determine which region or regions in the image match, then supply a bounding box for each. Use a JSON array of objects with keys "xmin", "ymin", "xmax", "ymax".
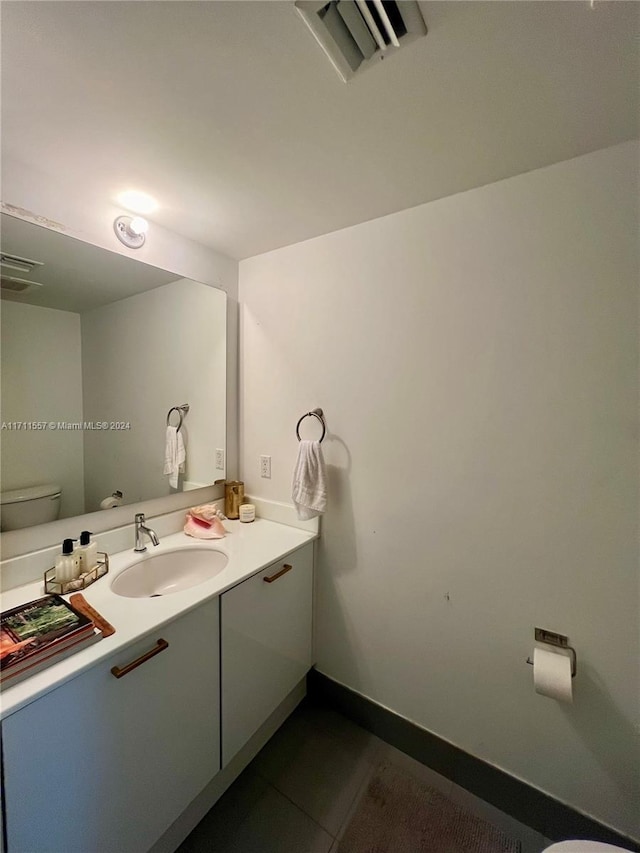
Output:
[{"xmin": 0, "ymin": 213, "xmax": 227, "ymax": 531}]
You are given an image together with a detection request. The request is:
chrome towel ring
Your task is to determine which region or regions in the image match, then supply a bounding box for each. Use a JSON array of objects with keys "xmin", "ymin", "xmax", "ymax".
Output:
[
  {"xmin": 296, "ymin": 408, "xmax": 326, "ymax": 443},
  {"xmin": 166, "ymin": 403, "xmax": 190, "ymax": 432}
]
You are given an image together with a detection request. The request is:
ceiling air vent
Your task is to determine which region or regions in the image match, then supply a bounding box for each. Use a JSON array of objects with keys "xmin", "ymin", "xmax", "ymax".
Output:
[
  {"xmin": 295, "ymin": 0, "xmax": 427, "ymax": 82},
  {"xmin": 0, "ymin": 252, "xmax": 44, "ymax": 275},
  {"xmin": 0, "ymin": 275, "xmax": 44, "ymax": 297}
]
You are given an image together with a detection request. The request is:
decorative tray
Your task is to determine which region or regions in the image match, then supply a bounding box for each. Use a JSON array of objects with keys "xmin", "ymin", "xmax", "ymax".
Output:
[{"xmin": 44, "ymin": 553, "xmax": 109, "ymax": 595}]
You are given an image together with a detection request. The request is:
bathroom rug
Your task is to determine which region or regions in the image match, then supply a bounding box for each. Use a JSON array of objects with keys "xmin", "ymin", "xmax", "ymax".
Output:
[{"xmin": 337, "ymin": 760, "xmax": 521, "ymax": 853}]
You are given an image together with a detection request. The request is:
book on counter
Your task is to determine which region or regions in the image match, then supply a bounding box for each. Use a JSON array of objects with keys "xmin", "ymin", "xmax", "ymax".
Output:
[{"xmin": 1, "ymin": 594, "xmax": 100, "ymax": 687}]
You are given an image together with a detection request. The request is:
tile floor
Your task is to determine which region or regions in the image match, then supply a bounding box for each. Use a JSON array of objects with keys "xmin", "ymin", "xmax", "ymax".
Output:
[{"xmin": 178, "ymin": 702, "xmax": 553, "ymax": 853}]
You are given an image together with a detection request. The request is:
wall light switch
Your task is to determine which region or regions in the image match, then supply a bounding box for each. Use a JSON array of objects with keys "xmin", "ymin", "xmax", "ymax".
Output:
[
  {"xmin": 260, "ymin": 455, "xmax": 271, "ymax": 479},
  {"xmin": 216, "ymin": 448, "xmax": 225, "ymax": 470}
]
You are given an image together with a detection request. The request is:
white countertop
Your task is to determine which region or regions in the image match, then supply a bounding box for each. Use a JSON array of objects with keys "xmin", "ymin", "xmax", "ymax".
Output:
[{"xmin": 0, "ymin": 518, "xmax": 316, "ymax": 720}]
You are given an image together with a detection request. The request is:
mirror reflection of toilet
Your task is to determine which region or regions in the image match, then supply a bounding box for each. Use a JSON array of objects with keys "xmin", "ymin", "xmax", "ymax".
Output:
[
  {"xmin": 0, "ymin": 483, "xmax": 61, "ymax": 531},
  {"xmin": 543, "ymin": 841, "xmax": 632, "ymax": 852}
]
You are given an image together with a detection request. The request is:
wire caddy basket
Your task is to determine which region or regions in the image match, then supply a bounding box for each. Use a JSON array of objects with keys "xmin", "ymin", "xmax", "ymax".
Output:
[{"xmin": 44, "ymin": 552, "xmax": 109, "ymax": 595}]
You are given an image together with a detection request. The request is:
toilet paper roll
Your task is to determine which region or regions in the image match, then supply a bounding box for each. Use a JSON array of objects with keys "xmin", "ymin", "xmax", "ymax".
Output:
[
  {"xmin": 100, "ymin": 495, "xmax": 122, "ymax": 509},
  {"xmin": 533, "ymin": 647, "xmax": 573, "ymax": 703}
]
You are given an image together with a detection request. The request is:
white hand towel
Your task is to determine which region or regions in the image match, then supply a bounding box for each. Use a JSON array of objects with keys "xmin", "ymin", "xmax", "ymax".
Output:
[
  {"xmin": 164, "ymin": 426, "xmax": 186, "ymax": 489},
  {"xmin": 292, "ymin": 439, "xmax": 327, "ymax": 520}
]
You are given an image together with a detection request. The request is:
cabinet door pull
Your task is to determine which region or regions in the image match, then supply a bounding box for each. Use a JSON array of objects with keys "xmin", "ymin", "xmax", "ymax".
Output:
[
  {"xmin": 111, "ymin": 639, "xmax": 169, "ymax": 678},
  {"xmin": 263, "ymin": 563, "xmax": 293, "ymax": 584}
]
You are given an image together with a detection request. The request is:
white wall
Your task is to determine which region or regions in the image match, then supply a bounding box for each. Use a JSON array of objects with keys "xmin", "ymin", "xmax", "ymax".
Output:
[
  {"xmin": 81, "ymin": 279, "xmax": 226, "ymax": 512},
  {"xmin": 0, "ymin": 301, "xmax": 85, "ymax": 518},
  {"xmin": 239, "ymin": 141, "xmax": 639, "ymax": 839}
]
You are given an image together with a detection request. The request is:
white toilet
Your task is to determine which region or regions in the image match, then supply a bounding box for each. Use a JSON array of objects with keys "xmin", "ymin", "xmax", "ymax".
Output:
[
  {"xmin": 543, "ymin": 842, "xmax": 632, "ymax": 852},
  {"xmin": 0, "ymin": 483, "xmax": 62, "ymax": 531}
]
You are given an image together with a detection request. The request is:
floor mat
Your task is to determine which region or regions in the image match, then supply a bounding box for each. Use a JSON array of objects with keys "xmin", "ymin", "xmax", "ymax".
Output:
[{"xmin": 337, "ymin": 761, "xmax": 521, "ymax": 853}]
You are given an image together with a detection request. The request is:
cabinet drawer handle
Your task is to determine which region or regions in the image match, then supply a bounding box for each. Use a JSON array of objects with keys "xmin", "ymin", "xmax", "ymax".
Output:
[
  {"xmin": 111, "ymin": 639, "xmax": 169, "ymax": 678},
  {"xmin": 263, "ymin": 563, "xmax": 293, "ymax": 584}
]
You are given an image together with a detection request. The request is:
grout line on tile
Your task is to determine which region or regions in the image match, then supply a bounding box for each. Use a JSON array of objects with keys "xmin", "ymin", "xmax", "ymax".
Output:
[
  {"xmin": 262, "ymin": 778, "xmax": 339, "ymax": 841},
  {"xmin": 332, "ymin": 760, "xmax": 377, "ymax": 843}
]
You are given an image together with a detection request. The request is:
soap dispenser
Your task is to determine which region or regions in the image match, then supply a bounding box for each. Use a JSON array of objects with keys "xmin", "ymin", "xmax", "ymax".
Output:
[
  {"xmin": 77, "ymin": 531, "xmax": 98, "ymax": 574},
  {"xmin": 55, "ymin": 539, "xmax": 80, "ymax": 583}
]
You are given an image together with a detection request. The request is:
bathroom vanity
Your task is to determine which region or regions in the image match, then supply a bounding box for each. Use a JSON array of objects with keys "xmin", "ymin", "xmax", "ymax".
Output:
[{"xmin": 0, "ymin": 519, "xmax": 316, "ymax": 852}]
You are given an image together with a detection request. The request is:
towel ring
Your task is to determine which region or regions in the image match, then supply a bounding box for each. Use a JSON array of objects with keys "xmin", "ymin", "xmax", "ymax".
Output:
[
  {"xmin": 296, "ymin": 408, "xmax": 326, "ymax": 443},
  {"xmin": 167, "ymin": 404, "xmax": 190, "ymax": 432}
]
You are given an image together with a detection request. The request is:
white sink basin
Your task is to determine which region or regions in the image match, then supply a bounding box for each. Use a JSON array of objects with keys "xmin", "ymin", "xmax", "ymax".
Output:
[{"xmin": 111, "ymin": 547, "xmax": 228, "ymax": 598}]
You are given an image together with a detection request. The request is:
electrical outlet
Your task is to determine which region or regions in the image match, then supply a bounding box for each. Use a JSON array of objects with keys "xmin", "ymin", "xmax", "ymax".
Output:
[
  {"xmin": 215, "ymin": 448, "xmax": 225, "ymax": 470},
  {"xmin": 260, "ymin": 455, "xmax": 271, "ymax": 479}
]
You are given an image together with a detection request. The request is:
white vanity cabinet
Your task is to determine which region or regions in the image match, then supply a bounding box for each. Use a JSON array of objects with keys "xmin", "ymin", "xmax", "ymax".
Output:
[
  {"xmin": 1, "ymin": 598, "xmax": 220, "ymax": 853},
  {"xmin": 221, "ymin": 541, "xmax": 314, "ymax": 765}
]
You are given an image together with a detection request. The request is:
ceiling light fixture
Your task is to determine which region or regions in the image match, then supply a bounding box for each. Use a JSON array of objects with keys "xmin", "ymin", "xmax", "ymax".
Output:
[
  {"xmin": 116, "ymin": 190, "xmax": 158, "ymax": 215},
  {"xmin": 113, "ymin": 215, "xmax": 149, "ymax": 249}
]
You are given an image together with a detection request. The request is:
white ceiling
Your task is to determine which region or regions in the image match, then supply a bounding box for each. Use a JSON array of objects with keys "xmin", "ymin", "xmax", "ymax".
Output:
[
  {"xmin": 1, "ymin": 1, "xmax": 638, "ymax": 260},
  {"xmin": 1, "ymin": 214, "xmax": 180, "ymax": 313}
]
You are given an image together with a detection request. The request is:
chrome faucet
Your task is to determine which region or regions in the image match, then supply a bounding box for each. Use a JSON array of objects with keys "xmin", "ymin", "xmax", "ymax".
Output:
[{"xmin": 134, "ymin": 513, "xmax": 160, "ymax": 552}]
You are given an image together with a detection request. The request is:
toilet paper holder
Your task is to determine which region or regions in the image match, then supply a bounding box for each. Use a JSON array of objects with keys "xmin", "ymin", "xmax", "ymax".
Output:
[{"xmin": 526, "ymin": 627, "xmax": 577, "ymax": 678}]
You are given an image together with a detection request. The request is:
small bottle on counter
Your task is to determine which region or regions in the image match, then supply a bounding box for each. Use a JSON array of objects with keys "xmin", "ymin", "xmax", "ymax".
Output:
[
  {"xmin": 55, "ymin": 538, "xmax": 80, "ymax": 583},
  {"xmin": 77, "ymin": 530, "xmax": 98, "ymax": 573}
]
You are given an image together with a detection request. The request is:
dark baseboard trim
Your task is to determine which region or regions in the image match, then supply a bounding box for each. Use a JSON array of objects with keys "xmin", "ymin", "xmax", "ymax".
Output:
[{"xmin": 307, "ymin": 669, "xmax": 640, "ymax": 852}]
